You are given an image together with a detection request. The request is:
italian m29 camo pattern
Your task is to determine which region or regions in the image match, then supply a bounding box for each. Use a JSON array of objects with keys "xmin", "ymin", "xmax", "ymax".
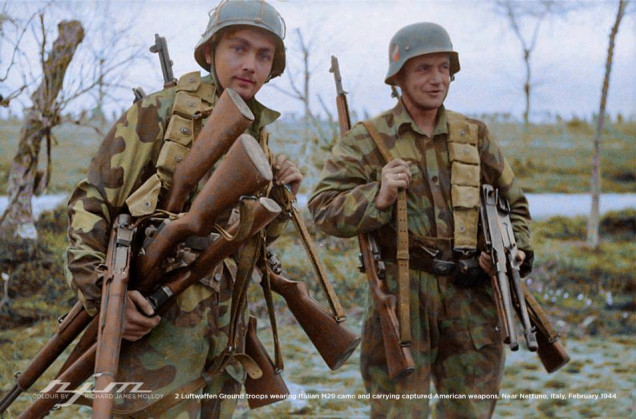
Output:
[
  {"xmin": 309, "ymin": 101, "xmax": 533, "ymax": 418},
  {"xmin": 65, "ymin": 72, "xmax": 281, "ymax": 415}
]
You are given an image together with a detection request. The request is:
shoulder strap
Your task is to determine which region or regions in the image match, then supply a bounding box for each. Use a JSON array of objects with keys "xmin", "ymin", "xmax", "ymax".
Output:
[{"xmin": 360, "ymin": 120, "xmax": 412, "ymax": 346}]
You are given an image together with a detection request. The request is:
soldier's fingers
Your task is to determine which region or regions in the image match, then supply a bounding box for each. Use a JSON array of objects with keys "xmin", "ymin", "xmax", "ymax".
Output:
[
  {"xmin": 383, "ymin": 164, "xmax": 411, "ymax": 182},
  {"xmin": 479, "ymin": 252, "xmax": 495, "ymax": 276},
  {"xmin": 274, "ymin": 154, "xmax": 289, "ymax": 171},
  {"xmin": 386, "ymin": 159, "xmax": 411, "ymax": 173},
  {"xmin": 388, "ymin": 172, "xmax": 410, "ymax": 189},
  {"xmin": 129, "ymin": 290, "xmax": 156, "ymax": 317},
  {"xmin": 278, "ymin": 171, "xmax": 303, "ymax": 189},
  {"xmin": 516, "ymin": 250, "xmax": 526, "ymax": 264},
  {"xmin": 275, "ymin": 161, "xmax": 296, "ymax": 181}
]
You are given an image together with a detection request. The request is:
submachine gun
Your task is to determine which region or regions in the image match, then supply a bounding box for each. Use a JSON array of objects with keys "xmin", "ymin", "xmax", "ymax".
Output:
[{"xmin": 480, "ymin": 184, "xmax": 570, "ymax": 373}]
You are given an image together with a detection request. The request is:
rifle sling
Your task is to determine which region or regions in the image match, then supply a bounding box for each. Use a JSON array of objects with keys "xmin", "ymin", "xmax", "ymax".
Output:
[
  {"xmin": 290, "ymin": 203, "xmax": 346, "ymax": 321},
  {"xmin": 361, "ymin": 121, "xmax": 411, "ymax": 346},
  {"xmin": 260, "ymin": 248, "xmax": 284, "ymax": 372},
  {"xmin": 271, "ymin": 185, "xmax": 346, "ymax": 322},
  {"xmin": 120, "ymin": 237, "xmax": 265, "ymax": 417}
]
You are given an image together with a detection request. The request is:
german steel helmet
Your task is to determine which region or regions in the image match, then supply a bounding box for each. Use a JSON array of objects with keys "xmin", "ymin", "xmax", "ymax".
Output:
[
  {"xmin": 384, "ymin": 22, "xmax": 460, "ymax": 85},
  {"xmin": 194, "ymin": 0, "xmax": 286, "ymax": 79}
]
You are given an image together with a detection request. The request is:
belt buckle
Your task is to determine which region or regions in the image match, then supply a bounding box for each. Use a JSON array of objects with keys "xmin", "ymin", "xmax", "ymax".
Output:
[{"xmin": 432, "ymin": 259, "xmax": 456, "ymax": 276}]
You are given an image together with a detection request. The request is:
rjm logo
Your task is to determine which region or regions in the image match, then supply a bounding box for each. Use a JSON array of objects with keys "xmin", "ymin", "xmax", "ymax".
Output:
[{"xmin": 39, "ymin": 374, "xmax": 151, "ymax": 408}]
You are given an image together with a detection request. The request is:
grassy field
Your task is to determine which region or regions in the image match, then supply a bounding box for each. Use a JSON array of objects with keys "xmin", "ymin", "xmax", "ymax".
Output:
[
  {"xmin": 1, "ymin": 115, "xmax": 634, "ymax": 195},
  {"xmin": 0, "ymin": 205, "xmax": 633, "ymax": 418},
  {"xmin": 0, "ymin": 116, "xmax": 634, "ymax": 417}
]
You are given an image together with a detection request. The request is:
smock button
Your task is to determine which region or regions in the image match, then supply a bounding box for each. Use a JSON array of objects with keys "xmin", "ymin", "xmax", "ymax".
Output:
[
  {"xmin": 432, "ymin": 176, "xmax": 439, "ymax": 184},
  {"xmin": 181, "ymin": 127, "xmax": 191, "ymax": 135},
  {"xmin": 176, "ymin": 155, "xmax": 183, "ymax": 162}
]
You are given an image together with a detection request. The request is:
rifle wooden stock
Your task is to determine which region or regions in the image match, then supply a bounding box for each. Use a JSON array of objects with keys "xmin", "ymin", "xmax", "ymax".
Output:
[
  {"xmin": 535, "ymin": 325, "xmax": 570, "ymax": 373},
  {"xmin": 521, "ymin": 288, "xmax": 570, "ymax": 373},
  {"xmin": 358, "ymin": 234, "xmax": 414, "ymax": 380},
  {"xmin": 12, "ymin": 199, "xmax": 279, "ymax": 418},
  {"xmin": 267, "ymin": 268, "xmax": 360, "ymax": 370},
  {"xmin": 93, "ymin": 214, "xmax": 135, "ymax": 417},
  {"xmin": 244, "ymin": 316, "xmax": 289, "ymax": 409},
  {"xmin": 143, "ymin": 198, "xmax": 281, "ymax": 304},
  {"xmin": 0, "ymin": 302, "xmax": 91, "ymax": 414},
  {"xmin": 135, "ymin": 134, "xmax": 273, "ymax": 290},
  {"xmin": 162, "ymin": 88, "xmax": 254, "ymax": 213}
]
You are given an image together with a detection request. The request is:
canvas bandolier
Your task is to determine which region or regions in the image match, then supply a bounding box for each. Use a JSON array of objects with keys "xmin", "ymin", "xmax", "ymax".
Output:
[
  {"xmin": 126, "ymin": 71, "xmax": 217, "ymax": 217},
  {"xmin": 361, "ymin": 111, "xmax": 481, "ymax": 346},
  {"xmin": 445, "ymin": 110, "xmax": 480, "ymax": 253},
  {"xmin": 116, "ymin": 72, "xmax": 274, "ymax": 416}
]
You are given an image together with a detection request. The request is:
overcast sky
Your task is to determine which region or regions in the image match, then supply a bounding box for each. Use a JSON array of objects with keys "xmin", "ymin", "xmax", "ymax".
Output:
[{"xmin": 2, "ymin": 0, "xmax": 635, "ymax": 122}]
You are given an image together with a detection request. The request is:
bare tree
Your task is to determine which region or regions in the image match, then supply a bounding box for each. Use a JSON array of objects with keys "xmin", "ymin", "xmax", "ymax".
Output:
[
  {"xmin": 587, "ymin": 0, "xmax": 630, "ymax": 249},
  {"xmin": 269, "ymin": 28, "xmax": 338, "ymax": 181},
  {"xmin": 0, "ymin": 18, "xmax": 84, "ymax": 247},
  {"xmin": 494, "ymin": 0, "xmax": 574, "ymax": 127},
  {"xmin": 0, "ymin": 2, "xmax": 41, "ymax": 107},
  {"xmin": 0, "ymin": 2, "xmax": 149, "ymax": 256}
]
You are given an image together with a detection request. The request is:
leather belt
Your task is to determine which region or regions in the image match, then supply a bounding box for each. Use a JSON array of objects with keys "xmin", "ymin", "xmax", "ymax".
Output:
[
  {"xmin": 383, "ymin": 245, "xmax": 482, "ymax": 277},
  {"xmin": 385, "ymin": 254, "xmax": 457, "ymax": 276},
  {"xmin": 412, "ymin": 257, "xmax": 457, "ymax": 276}
]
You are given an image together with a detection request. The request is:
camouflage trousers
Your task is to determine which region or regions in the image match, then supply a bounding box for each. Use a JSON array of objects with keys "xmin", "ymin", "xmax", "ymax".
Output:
[
  {"xmin": 361, "ymin": 261, "xmax": 504, "ymax": 419},
  {"xmin": 111, "ymin": 263, "xmax": 246, "ymax": 418}
]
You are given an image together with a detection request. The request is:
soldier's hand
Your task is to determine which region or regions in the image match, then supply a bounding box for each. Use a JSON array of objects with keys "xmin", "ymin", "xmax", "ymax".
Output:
[
  {"xmin": 122, "ymin": 290, "xmax": 161, "ymax": 342},
  {"xmin": 479, "ymin": 250, "xmax": 525, "ymax": 276},
  {"xmin": 375, "ymin": 159, "xmax": 411, "ymax": 210},
  {"xmin": 479, "ymin": 252, "xmax": 496, "ymax": 277},
  {"xmin": 274, "ymin": 154, "xmax": 303, "ymax": 195}
]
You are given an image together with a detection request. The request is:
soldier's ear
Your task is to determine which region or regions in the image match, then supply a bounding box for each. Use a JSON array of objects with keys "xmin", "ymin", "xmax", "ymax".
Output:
[{"xmin": 204, "ymin": 43, "xmax": 213, "ymax": 65}]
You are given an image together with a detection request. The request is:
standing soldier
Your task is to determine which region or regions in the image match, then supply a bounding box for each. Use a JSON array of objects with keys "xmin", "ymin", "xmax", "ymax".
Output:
[
  {"xmin": 310, "ymin": 22, "xmax": 533, "ymax": 418},
  {"xmin": 65, "ymin": 0, "xmax": 301, "ymax": 417}
]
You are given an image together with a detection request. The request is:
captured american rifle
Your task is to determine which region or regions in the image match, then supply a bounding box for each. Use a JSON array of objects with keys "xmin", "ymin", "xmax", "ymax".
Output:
[
  {"xmin": 480, "ymin": 184, "xmax": 570, "ymax": 373},
  {"xmin": 93, "ymin": 213, "xmax": 135, "ymax": 416},
  {"xmin": 244, "ymin": 316, "xmax": 290, "ymax": 409},
  {"xmin": 0, "ymin": 85, "xmax": 280, "ymax": 417},
  {"xmin": 263, "ymin": 250, "xmax": 361, "ymax": 370},
  {"xmin": 330, "ymin": 55, "xmax": 415, "ymax": 379},
  {"xmin": 149, "ymin": 33, "xmax": 177, "ymax": 88}
]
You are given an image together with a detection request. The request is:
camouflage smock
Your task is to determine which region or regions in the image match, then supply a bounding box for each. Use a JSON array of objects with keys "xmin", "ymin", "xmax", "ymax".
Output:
[
  {"xmin": 65, "ymin": 73, "xmax": 282, "ymax": 417},
  {"xmin": 309, "ymin": 102, "xmax": 533, "ymax": 418}
]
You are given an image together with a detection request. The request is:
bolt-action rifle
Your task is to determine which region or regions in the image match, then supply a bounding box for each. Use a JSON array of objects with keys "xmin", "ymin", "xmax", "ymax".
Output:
[
  {"xmin": 149, "ymin": 33, "xmax": 177, "ymax": 88},
  {"xmin": 132, "ymin": 33, "xmax": 175, "ymax": 102},
  {"xmin": 329, "ymin": 55, "xmax": 415, "ymax": 380},
  {"xmin": 0, "ymin": 86, "xmax": 278, "ymax": 417},
  {"xmin": 262, "ymin": 250, "xmax": 361, "ymax": 370},
  {"xmin": 480, "ymin": 184, "xmax": 570, "ymax": 373}
]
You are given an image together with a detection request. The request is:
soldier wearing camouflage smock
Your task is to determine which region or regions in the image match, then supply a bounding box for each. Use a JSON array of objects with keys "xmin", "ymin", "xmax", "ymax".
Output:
[
  {"xmin": 309, "ymin": 23, "xmax": 533, "ymax": 418},
  {"xmin": 65, "ymin": 1, "xmax": 302, "ymax": 417}
]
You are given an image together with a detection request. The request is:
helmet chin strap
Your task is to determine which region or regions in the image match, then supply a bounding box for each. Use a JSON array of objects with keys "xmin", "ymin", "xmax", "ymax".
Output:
[{"xmin": 207, "ymin": 46, "xmax": 224, "ymax": 97}]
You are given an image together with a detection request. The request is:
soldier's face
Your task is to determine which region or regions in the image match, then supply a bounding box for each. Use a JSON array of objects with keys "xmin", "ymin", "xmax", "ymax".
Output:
[
  {"xmin": 395, "ymin": 53, "xmax": 451, "ymax": 112},
  {"xmin": 206, "ymin": 27, "xmax": 275, "ymax": 100}
]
